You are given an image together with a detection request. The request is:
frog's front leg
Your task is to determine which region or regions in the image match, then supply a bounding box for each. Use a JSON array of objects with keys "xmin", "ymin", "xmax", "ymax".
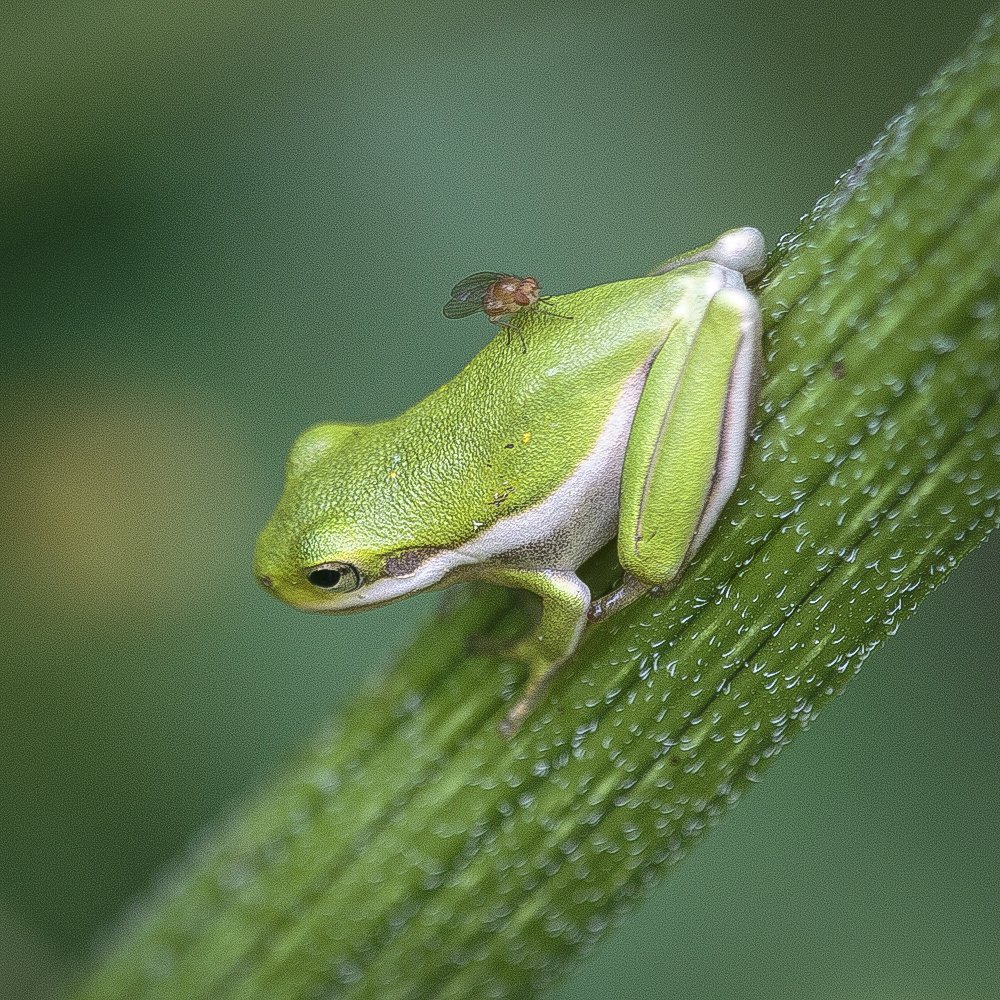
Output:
[
  {"xmin": 590, "ymin": 282, "xmax": 762, "ymax": 621},
  {"xmin": 480, "ymin": 567, "xmax": 590, "ymax": 737}
]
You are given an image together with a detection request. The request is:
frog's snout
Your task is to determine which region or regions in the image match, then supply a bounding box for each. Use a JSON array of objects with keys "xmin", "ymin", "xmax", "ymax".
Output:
[
  {"xmin": 253, "ymin": 553, "xmax": 277, "ymax": 593},
  {"xmin": 253, "ymin": 524, "xmax": 284, "ymax": 596}
]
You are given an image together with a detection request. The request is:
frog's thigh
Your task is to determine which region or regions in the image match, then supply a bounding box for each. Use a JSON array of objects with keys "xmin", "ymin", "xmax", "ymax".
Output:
[{"xmin": 618, "ymin": 286, "xmax": 761, "ymax": 588}]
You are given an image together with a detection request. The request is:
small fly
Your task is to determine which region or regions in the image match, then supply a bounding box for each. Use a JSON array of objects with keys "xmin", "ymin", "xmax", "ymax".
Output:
[{"xmin": 443, "ymin": 272, "xmax": 570, "ymax": 351}]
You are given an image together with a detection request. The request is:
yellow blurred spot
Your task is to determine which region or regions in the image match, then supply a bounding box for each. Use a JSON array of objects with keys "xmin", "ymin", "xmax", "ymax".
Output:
[
  {"xmin": 8, "ymin": 387, "xmax": 240, "ymax": 638},
  {"xmin": 521, "ymin": 432, "xmax": 532, "ymax": 444},
  {"xmin": 388, "ymin": 468, "xmax": 399, "ymax": 480}
]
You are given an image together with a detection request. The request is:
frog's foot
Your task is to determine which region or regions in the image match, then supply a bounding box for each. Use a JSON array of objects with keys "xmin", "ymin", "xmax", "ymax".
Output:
[
  {"xmin": 499, "ymin": 643, "xmax": 569, "ymax": 739},
  {"xmin": 587, "ymin": 572, "xmax": 651, "ymax": 622}
]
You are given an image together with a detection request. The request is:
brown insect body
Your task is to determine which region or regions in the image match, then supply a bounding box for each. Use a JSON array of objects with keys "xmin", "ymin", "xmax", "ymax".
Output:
[
  {"xmin": 443, "ymin": 270, "xmax": 569, "ymax": 351},
  {"xmin": 482, "ymin": 275, "xmax": 541, "ymax": 324}
]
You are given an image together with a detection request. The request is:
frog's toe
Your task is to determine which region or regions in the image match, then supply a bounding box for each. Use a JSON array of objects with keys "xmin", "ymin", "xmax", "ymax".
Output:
[
  {"xmin": 711, "ymin": 227, "xmax": 767, "ymax": 282},
  {"xmin": 499, "ymin": 649, "xmax": 568, "ymax": 739},
  {"xmin": 587, "ymin": 572, "xmax": 650, "ymax": 622}
]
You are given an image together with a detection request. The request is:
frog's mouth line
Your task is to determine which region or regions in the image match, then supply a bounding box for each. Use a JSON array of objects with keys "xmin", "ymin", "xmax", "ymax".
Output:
[
  {"xmin": 307, "ymin": 552, "xmax": 473, "ymax": 613},
  {"xmin": 302, "ymin": 580, "xmax": 450, "ymax": 615}
]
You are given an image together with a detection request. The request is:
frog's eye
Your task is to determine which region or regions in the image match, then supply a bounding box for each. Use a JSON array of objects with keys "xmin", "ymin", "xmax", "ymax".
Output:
[{"xmin": 306, "ymin": 562, "xmax": 362, "ymax": 592}]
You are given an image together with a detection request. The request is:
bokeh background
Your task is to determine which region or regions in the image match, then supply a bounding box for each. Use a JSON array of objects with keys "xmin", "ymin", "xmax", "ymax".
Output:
[{"xmin": 3, "ymin": 3, "xmax": 998, "ymax": 998}]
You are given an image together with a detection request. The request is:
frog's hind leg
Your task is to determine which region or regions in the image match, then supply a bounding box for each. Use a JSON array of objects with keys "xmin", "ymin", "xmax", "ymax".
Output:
[
  {"xmin": 650, "ymin": 226, "xmax": 767, "ymax": 285},
  {"xmin": 481, "ymin": 567, "xmax": 591, "ymax": 737},
  {"xmin": 591, "ymin": 283, "xmax": 762, "ymax": 622}
]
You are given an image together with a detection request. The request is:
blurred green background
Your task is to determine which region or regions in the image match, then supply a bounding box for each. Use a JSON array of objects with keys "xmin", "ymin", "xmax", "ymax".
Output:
[{"xmin": 2, "ymin": 3, "xmax": 998, "ymax": 998}]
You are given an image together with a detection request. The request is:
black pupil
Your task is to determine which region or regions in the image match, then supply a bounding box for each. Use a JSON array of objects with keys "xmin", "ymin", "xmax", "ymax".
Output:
[{"xmin": 309, "ymin": 568, "xmax": 342, "ymax": 588}]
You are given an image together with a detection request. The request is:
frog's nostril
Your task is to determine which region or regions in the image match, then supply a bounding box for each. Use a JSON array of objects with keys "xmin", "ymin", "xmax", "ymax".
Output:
[{"xmin": 258, "ymin": 574, "xmax": 274, "ymax": 589}]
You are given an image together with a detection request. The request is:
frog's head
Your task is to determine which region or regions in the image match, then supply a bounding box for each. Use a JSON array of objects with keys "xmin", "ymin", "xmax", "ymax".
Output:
[{"xmin": 254, "ymin": 422, "xmax": 448, "ymax": 613}]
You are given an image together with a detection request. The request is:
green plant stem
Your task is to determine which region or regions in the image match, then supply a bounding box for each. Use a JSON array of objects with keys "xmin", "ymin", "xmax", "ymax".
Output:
[{"xmin": 72, "ymin": 13, "xmax": 1000, "ymax": 1000}]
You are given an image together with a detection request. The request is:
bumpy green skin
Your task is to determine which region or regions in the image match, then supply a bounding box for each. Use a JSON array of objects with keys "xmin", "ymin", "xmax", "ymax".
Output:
[
  {"xmin": 255, "ymin": 231, "xmax": 764, "ymax": 732},
  {"xmin": 257, "ymin": 274, "xmax": 684, "ymax": 583}
]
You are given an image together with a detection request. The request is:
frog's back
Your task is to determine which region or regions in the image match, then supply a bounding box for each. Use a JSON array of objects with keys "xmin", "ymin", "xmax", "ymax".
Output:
[{"xmin": 335, "ymin": 269, "xmax": 706, "ymax": 550}]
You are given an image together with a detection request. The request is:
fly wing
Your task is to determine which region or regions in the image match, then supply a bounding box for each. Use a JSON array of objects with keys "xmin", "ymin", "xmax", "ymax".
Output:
[
  {"xmin": 444, "ymin": 271, "xmax": 511, "ymax": 320},
  {"xmin": 449, "ymin": 271, "xmax": 509, "ymax": 299},
  {"xmin": 443, "ymin": 297, "xmax": 487, "ymax": 319}
]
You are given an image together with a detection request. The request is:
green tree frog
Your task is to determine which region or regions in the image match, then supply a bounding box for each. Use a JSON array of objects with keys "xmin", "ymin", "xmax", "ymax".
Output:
[{"xmin": 255, "ymin": 227, "xmax": 766, "ymax": 736}]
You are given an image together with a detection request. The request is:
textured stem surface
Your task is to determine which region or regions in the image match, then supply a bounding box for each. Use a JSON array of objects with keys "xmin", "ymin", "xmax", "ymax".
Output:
[{"xmin": 72, "ymin": 15, "xmax": 1000, "ymax": 1000}]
